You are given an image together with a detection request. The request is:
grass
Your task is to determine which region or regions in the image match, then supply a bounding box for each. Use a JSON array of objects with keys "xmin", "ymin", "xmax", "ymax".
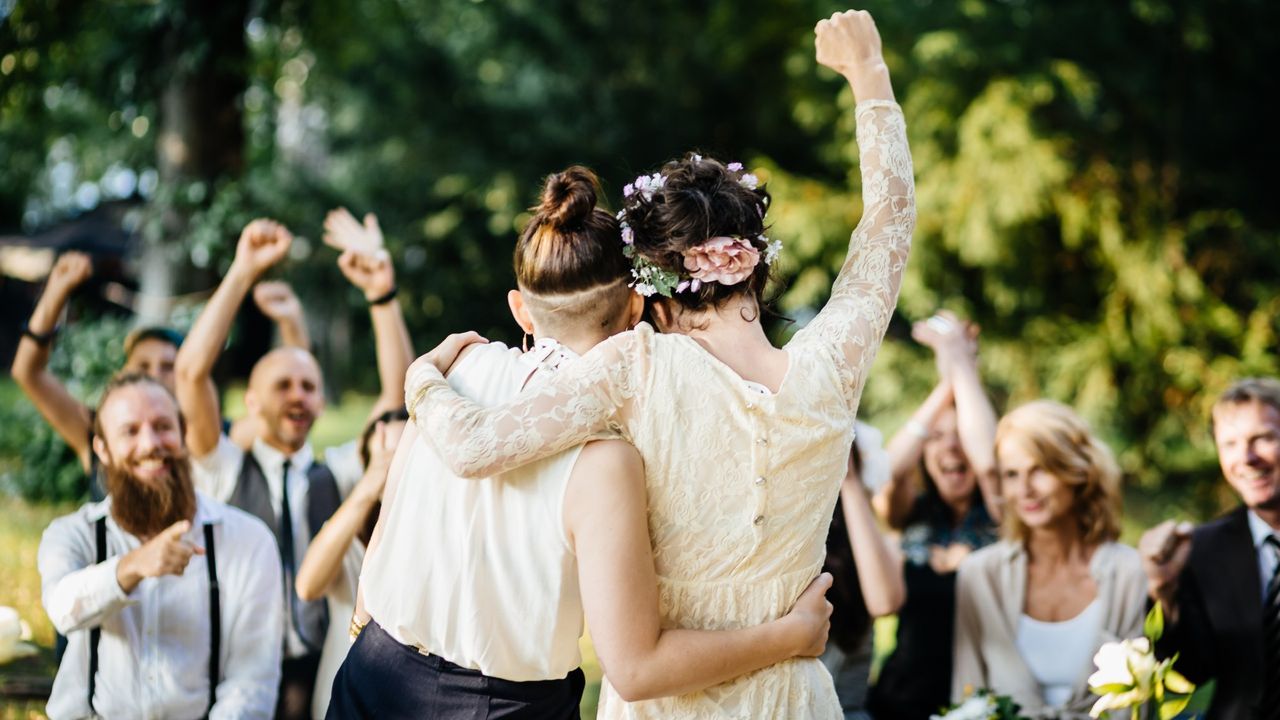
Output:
[{"xmin": 0, "ymin": 497, "xmax": 70, "ymax": 720}]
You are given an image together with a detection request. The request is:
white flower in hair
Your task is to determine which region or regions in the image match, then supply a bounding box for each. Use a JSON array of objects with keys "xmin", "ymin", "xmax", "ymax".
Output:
[
  {"xmin": 761, "ymin": 235, "xmax": 783, "ymax": 265},
  {"xmin": 739, "ymin": 173, "xmax": 759, "ymax": 190}
]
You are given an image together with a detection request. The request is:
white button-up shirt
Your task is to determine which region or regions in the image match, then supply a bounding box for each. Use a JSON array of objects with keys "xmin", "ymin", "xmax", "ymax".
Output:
[
  {"xmin": 39, "ymin": 492, "xmax": 282, "ymax": 720},
  {"xmin": 1247, "ymin": 509, "xmax": 1280, "ymax": 598},
  {"xmin": 191, "ymin": 436, "xmax": 361, "ymax": 657}
]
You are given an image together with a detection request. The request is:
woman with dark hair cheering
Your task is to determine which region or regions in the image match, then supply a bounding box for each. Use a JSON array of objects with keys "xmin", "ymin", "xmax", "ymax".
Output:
[{"xmin": 868, "ymin": 311, "xmax": 1001, "ymax": 720}]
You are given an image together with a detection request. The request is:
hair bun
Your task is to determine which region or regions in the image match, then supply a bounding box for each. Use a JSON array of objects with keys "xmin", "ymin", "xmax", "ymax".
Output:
[{"xmin": 538, "ymin": 166, "xmax": 600, "ymax": 229}]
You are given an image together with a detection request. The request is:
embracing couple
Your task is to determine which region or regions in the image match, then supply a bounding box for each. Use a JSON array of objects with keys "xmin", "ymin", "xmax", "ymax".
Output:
[{"xmin": 331, "ymin": 9, "xmax": 914, "ymax": 719}]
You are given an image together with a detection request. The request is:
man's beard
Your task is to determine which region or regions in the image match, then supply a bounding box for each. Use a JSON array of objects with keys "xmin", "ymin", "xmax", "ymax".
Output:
[{"xmin": 104, "ymin": 450, "xmax": 197, "ymax": 539}]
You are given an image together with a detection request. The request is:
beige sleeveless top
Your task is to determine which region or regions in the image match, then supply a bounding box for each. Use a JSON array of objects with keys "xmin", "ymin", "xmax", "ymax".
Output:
[{"xmin": 362, "ymin": 340, "xmax": 585, "ymax": 681}]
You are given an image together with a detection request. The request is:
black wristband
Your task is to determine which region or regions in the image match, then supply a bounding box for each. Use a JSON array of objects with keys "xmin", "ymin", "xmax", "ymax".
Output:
[
  {"xmin": 368, "ymin": 285, "xmax": 399, "ymax": 306},
  {"xmin": 22, "ymin": 323, "xmax": 59, "ymax": 346}
]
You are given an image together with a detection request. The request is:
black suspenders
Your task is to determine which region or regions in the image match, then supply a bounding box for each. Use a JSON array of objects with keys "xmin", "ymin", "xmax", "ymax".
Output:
[{"xmin": 88, "ymin": 517, "xmax": 221, "ymax": 716}]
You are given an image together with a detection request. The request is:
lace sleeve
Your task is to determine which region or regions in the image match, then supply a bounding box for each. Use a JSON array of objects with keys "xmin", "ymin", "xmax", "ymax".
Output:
[
  {"xmin": 795, "ymin": 100, "xmax": 915, "ymax": 399},
  {"xmin": 405, "ymin": 329, "xmax": 649, "ymax": 478}
]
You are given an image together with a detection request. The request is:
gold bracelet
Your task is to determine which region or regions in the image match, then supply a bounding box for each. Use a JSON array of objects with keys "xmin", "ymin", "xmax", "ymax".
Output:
[{"xmin": 349, "ymin": 615, "xmax": 367, "ymax": 641}]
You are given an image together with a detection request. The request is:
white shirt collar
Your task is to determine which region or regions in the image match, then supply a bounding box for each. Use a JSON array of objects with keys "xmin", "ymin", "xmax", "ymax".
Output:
[
  {"xmin": 518, "ymin": 337, "xmax": 579, "ymax": 375},
  {"xmin": 250, "ymin": 437, "xmax": 315, "ymax": 476},
  {"xmin": 1246, "ymin": 508, "xmax": 1279, "ymax": 550}
]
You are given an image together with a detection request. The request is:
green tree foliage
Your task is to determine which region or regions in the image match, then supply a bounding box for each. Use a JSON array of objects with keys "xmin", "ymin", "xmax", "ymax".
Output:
[{"xmin": 3, "ymin": 0, "xmax": 1278, "ymax": 513}]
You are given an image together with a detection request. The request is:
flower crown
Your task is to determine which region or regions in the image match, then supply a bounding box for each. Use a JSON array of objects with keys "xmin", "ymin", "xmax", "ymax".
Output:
[{"xmin": 618, "ymin": 157, "xmax": 782, "ymax": 298}]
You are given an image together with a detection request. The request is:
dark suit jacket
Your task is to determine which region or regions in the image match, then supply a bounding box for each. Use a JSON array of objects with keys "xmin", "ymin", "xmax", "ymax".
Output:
[{"xmin": 1156, "ymin": 506, "xmax": 1266, "ymax": 720}]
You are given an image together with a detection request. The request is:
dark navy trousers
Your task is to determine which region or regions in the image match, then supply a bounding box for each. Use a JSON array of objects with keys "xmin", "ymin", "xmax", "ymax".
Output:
[{"xmin": 326, "ymin": 620, "xmax": 585, "ymax": 719}]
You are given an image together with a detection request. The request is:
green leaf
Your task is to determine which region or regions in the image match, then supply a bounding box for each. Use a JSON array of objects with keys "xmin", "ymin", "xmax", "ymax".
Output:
[{"xmin": 1145, "ymin": 603, "xmax": 1164, "ymax": 643}]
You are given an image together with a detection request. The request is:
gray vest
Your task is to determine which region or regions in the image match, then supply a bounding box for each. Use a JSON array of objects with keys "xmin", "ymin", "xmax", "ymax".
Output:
[{"xmin": 228, "ymin": 452, "xmax": 341, "ymax": 655}]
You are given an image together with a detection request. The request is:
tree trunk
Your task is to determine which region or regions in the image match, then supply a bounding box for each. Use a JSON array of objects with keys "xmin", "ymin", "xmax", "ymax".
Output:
[{"xmin": 136, "ymin": 0, "xmax": 250, "ymax": 322}]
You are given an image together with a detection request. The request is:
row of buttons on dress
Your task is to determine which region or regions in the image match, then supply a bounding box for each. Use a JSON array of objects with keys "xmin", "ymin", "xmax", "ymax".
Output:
[{"xmin": 745, "ymin": 385, "xmax": 771, "ymax": 528}]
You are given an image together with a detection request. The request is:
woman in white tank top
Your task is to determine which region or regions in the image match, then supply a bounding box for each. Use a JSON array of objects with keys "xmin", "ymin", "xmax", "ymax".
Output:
[{"xmin": 405, "ymin": 11, "xmax": 913, "ymax": 718}]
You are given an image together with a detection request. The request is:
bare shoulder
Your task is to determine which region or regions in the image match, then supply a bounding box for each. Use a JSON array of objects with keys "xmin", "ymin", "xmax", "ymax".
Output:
[{"xmin": 574, "ymin": 439, "xmax": 643, "ymax": 481}]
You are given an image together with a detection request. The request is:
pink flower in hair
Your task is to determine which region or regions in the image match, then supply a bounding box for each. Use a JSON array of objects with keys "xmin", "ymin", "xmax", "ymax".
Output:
[{"xmin": 682, "ymin": 236, "xmax": 760, "ymax": 287}]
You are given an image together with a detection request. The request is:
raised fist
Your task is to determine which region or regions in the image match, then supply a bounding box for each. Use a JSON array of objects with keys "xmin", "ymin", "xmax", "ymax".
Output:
[
  {"xmin": 46, "ymin": 251, "xmax": 93, "ymax": 296},
  {"xmin": 1138, "ymin": 520, "xmax": 1193, "ymax": 606},
  {"xmin": 234, "ymin": 218, "xmax": 293, "ymax": 276},
  {"xmin": 253, "ymin": 281, "xmax": 304, "ymax": 322},
  {"xmin": 816, "ymin": 10, "xmax": 883, "ymax": 76}
]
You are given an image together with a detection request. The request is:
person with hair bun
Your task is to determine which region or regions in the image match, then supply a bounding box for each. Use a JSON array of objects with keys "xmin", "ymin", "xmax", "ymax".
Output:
[
  {"xmin": 952, "ymin": 401, "xmax": 1147, "ymax": 718},
  {"xmin": 334, "ymin": 166, "xmax": 835, "ymax": 719},
  {"xmin": 404, "ymin": 10, "xmax": 913, "ymax": 717}
]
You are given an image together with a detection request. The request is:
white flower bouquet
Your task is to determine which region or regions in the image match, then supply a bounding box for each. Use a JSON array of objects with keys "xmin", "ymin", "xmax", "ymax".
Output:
[
  {"xmin": 1088, "ymin": 604, "xmax": 1195, "ymax": 720},
  {"xmin": 931, "ymin": 689, "xmax": 1027, "ymax": 720}
]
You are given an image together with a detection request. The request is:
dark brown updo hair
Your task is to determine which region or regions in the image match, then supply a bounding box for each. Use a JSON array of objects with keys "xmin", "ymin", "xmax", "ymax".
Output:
[
  {"xmin": 514, "ymin": 166, "xmax": 629, "ymax": 295},
  {"xmin": 621, "ymin": 153, "xmax": 774, "ymax": 311}
]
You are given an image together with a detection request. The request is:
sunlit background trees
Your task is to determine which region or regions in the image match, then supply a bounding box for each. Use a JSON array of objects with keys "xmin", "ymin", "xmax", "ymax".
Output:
[{"xmin": 3, "ymin": 0, "xmax": 1279, "ymax": 521}]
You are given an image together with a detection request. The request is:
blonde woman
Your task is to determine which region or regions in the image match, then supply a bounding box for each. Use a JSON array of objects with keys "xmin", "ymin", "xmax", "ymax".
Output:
[{"xmin": 952, "ymin": 401, "xmax": 1146, "ymax": 718}]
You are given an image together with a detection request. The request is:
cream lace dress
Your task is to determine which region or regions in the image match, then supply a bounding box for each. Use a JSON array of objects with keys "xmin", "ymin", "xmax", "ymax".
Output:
[{"xmin": 406, "ymin": 100, "xmax": 914, "ymax": 719}]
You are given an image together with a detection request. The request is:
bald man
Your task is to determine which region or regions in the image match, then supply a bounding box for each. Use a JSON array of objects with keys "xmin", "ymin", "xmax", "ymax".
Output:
[{"xmin": 175, "ymin": 218, "xmax": 413, "ymax": 720}]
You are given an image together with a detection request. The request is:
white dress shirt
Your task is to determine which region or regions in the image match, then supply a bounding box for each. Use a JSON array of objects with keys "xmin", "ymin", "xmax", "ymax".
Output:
[
  {"xmin": 1247, "ymin": 510, "xmax": 1280, "ymax": 597},
  {"xmin": 39, "ymin": 492, "xmax": 283, "ymax": 720},
  {"xmin": 191, "ymin": 436, "xmax": 361, "ymax": 657}
]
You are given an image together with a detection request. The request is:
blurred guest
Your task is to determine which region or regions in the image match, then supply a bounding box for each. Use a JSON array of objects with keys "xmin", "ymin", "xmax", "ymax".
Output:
[
  {"xmin": 295, "ymin": 408, "xmax": 406, "ymax": 719},
  {"xmin": 869, "ymin": 312, "xmax": 1000, "ymax": 720},
  {"xmin": 174, "ymin": 217, "xmax": 413, "ymax": 720},
  {"xmin": 953, "ymin": 400, "xmax": 1146, "ymax": 717},
  {"xmin": 11, "ymin": 251, "xmax": 310, "ymax": 498},
  {"xmin": 1141, "ymin": 378, "xmax": 1280, "ymax": 720},
  {"xmin": 38, "ymin": 373, "xmax": 281, "ymax": 719},
  {"xmin": 821, "ymin": 423, "xmax": 905, "ymax": 720}
]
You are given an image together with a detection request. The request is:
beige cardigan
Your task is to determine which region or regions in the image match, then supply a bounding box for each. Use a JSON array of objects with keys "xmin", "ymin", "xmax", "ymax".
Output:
[{"xmin": 952, "ymin": 540, "xmax": 1148, "ymax": 719}]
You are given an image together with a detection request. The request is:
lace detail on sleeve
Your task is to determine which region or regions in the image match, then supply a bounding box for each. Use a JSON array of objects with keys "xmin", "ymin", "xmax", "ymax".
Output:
[
  {"xmin": 795, "ymin": 100, "xmax": 915, "ymax": 399},
  {"xmin": 405, "ymin": 329, "xmax": 649, "ymax": 478}
]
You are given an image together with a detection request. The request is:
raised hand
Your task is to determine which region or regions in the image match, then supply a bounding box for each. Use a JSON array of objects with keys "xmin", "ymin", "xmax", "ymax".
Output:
[
  {"xmin": 352, "ymin": 421, "xmax": 401, "ymax": 502},
  {"xmin": 782, "ymin": 572, "xmax": 834, "ymax": 657},
  {"xmin": 116, "ymin": 520, "xmax": 205, "ymax": 594},
  {"xmin": 815, "ymin": 10, "xmax": 893, "ymax": 102},
  {"xmin": 46, "ymin": 251, "xmax": 94, "ymax": 298},
  {"xmin": 253, "ymin": 281, "xmax": 304, "ymax": 323},
  {"xmin": 338, "ymin": 248, "xmax": 396, "ymax": 302},
  {"xmin": 1139, "ymin": 520, "xmax": 1194, "ymax": 612},
  {"xmin": 912, "ymin": 310, "xmax": 979, "ymax": 379},
  {"xmin": 233, "ymin": 218, "xmax": 293, "ymax": 277},
  {"xmin": 324, "ymin": 207, "xmax": 385, "ymax": 256}
]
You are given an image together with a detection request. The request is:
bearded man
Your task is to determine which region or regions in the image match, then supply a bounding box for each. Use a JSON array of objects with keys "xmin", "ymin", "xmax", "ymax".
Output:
[{"xmin": 38, "ymin": 373, "xmax": 282, "ymax": 719}]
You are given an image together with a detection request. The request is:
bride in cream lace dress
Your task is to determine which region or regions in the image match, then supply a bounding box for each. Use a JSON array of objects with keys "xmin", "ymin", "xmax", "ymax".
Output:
[{"xmin": 405, "ymin": 10, "xmax": 914, "ymax": 718}]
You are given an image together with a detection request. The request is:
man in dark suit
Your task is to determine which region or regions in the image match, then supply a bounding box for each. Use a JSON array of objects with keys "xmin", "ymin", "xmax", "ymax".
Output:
[{"xmin": 1141, "ymin": 378, "xmax": 1280, "ymax": 720}]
